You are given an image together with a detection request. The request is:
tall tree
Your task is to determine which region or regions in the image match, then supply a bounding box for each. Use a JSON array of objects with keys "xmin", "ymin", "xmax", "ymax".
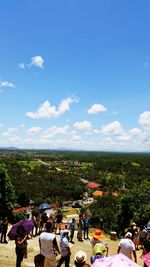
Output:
[{"xmin": 0, "ymin": 164, "xmax": 16, "ymax": 219}]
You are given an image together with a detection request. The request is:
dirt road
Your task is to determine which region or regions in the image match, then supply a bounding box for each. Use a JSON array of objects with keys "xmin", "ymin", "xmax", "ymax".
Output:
[{"xmin": 0, "ymin": 230, "xmax": 143, "ymax": 267}]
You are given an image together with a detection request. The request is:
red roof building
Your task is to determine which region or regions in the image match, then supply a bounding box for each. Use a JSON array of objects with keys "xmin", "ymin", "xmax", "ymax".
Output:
[
  {"xmin": 86, "ymin": 182, "xmax": 102, "ymax": 189},
  {"xmin": 12, "ymin": 206, "xmax": 33, "ymax": 213}
]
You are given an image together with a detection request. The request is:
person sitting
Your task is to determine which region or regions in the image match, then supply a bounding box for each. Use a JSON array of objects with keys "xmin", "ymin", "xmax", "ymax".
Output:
[{"xmin": 74, "ymin": 250, "xmax": 87, "ymax": 267}]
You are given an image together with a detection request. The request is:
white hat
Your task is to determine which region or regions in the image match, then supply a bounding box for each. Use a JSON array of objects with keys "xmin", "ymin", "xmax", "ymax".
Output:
[
  {"xmin": 125, "ymin": 232, "xmax": 132, "ymax": 238},
  {"xmin": 74, "ymin": 250, "xmax": 86, "ymax": 263}
]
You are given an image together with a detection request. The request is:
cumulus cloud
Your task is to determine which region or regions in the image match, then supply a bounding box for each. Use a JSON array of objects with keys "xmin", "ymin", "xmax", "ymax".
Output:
[
  {"xmin": 128, "ymin": 127, "xmax": 142, "ymax": 136},
  {"xmin": 88, "ymin": 103, "xmax": 107, "ymax": 114},
  {"xmin": 139, "ymin": 111, "xmax": 150, "ymax": 130},
  {"xmin": 26, "ymin": 97, "xmax": 79, "ymax": 119},
  {"xmin": 42, "ymin": 125, "xmax": 69, "ymax": 138},
  {"xmin": 19, "ymin": 55, "xmax": 44, "ymax": 69},
  {"xmin": 27, "ymin": 127, "xmax": 42, "ymax": 135},
  {"xmin": 0, "ymin": 81, "xmax": 15, "ymax": 87},
  {"xmin": 31, "ymin": 56, "xmax": 44, "ymax": 68},
  {"xmin": 73, "ymin": 120, "xmax": 92, "ymax": 131},
  {"xmin": 101, "ymin": 121, "xmax": 124, "ymax": 136}
]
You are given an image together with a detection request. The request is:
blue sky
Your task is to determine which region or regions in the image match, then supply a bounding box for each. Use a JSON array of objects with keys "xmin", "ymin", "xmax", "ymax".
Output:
[{"xmin": 0, "ymin": 0, "xmax": 150, "ymax": 151}]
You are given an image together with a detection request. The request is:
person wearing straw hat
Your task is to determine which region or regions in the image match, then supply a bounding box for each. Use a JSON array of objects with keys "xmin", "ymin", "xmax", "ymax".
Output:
[
  {"xmin": 90, "ymin": 229, "xmax": 108, "ymax": 256},
  {"xmin": 74, "ymin": 250, "xmax": 87, "ymax": 267}
]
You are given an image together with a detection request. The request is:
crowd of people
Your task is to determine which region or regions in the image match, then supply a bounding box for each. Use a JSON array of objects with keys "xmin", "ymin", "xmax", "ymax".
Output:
[{"xmin": 0, "ymin": 212, "xmax": 150, "ymax": 267}]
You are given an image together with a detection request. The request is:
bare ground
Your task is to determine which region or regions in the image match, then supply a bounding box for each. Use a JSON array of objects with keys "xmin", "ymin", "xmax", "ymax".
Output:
[{"xmin": 0, "ymin": 229, "xmax": 143, "ymax": 267}]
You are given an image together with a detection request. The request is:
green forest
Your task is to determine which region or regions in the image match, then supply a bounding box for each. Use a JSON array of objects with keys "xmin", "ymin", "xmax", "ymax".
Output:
[{"xmin": 0, "ymin": 149, "xmax": 150, "ymax": 235}]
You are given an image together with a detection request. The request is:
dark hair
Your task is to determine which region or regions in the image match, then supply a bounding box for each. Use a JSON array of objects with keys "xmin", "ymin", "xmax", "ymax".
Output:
[
  {"xmin": 16, "ymin": 226, "xmax": 25, "ymax": 235},
  {"xmin": 46, "ymin": 221, "xmax": 52, "ymax": 231},
  {"xmin": 34, "ymin": 254, "xmax": 45, "ymax": 265}
]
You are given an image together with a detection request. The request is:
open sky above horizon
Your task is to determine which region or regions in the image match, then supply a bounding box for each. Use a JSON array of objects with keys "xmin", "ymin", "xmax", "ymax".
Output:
[{"xmin": 0, "ymin": 0, "xmax": 150, "ymax": 152}]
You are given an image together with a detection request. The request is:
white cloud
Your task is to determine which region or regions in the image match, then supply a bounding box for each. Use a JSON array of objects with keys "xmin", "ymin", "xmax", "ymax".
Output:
[
  {"xmin": 3, "ymin": 128, "xmax": 18, "ymax": 136},
  {"xmin": 73, "ymin": 120, "xmax": 92, "ymax": 131},
  {"xmin": 0, "ymin": 123, "xmax": 3, "ymax": 127},
  {"xmin": 8, "ymin": 136, "xmax": 22, "ymax": 143},
  {"xmin": 27, "ymin": 127, "xmax": 42, "ymax": 135},
  {"xmin": 19, "ymin": 55, "xmax": 44, "ymax": 69},
  {"xmin": 101, "ymin": 121, "xmax": 124, "ymax": 136},
  {"xmin": 0, "ymin": 81, "xmax": 15, "ymax": 87},
  {"xmin": 139, "ymin": 111, "xmax": 150, "ymax": 130},
  {"xmin": 26, "ymin": 97, "xmax": 79, "ymax": 119},
  {"xmin": 31, "ymin": 56, "xmax": 44, "ymax": 68},
  {"xmin": 88, "ymin": 103, "xmax": 107, "ymax": 114},
  {"xmin": 128, "ymin": 127, "xmax": 142, "ymax": 136},
  {"xmin": 42, "ymin": 125, "xmax": 69, "ymax": 138}
]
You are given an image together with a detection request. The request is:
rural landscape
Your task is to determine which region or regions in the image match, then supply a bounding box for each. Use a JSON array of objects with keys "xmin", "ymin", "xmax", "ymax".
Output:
[
  {"xmin": 1, "ymin": 149, "xmax": 150, "ymax": 234},
  {"xmin": 1, "ymin": 1, "xmax": 150, "ymax": 266}
]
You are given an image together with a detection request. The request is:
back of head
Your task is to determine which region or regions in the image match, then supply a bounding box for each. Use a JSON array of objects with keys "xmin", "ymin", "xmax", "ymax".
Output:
[
  {"xmin": 34, "ymin": 254, "xmax": 45, "ymax": 267},
  {"xmin": 125, "ymin": 232, "xmax": 132, "ymax": 239},
  {"xmin": 46, "ymin": 221, "xmax": 52, "ymax": 231}
]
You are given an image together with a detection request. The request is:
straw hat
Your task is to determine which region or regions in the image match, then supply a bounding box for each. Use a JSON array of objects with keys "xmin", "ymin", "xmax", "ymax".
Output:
[
  {"xmin": 74, "ymin": 250, "xmax": 87, "ymax": 263},
  {"xmin": 92, "ymin": 229, "xmax": 105, "ymax": 239}
]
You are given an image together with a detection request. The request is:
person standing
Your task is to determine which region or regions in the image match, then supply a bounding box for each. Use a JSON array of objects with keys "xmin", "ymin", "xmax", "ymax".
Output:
[
  {"xmin": 0, "ymin": 217, "xmax": 8, "ymax": 243},
  {"xmin": 15, "ymin": 226, "xmax": 28, "ymax": 267},
  {"xmin": 83, "ymin": 215, "xmax": 89, "ymax": 240},
  {"xmin": 57, "ymin": 229, "xmax": 71, "ymax": 267},
  {"xmin": 77, "ymin": 215, "xmax": 83, "ymax": 242},
  {"xmin": 117, "ymin": 232, "xmax": 137, "ymax": 262},
  {"xmin": 39, "ymin": 221, "xmax": 60, "ymax": 267},
  {"xmin": 56, "ymin": 210, "xmax": 63, "ymax": 235},
  {"xmin": 70, "ymin": 218, "xmax": 75, "ymax": 244}
]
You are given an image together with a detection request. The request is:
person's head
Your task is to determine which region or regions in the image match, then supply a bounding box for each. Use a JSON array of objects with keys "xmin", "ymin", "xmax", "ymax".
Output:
[
  {"xmin": 34, "ymin": 254, "xmax": 45, "ymax": 267},
  {"xmin": 16, "ymin": 226, "xmax": 26, "ymax": 236},
  {"xmin": 125, "ymin": 232, "xmax": 132, "ymax": 239},
  {"xmin": 93, "ymin": 243, "xmax": 105, "ymax": 256},
  {"xmin": 92, "ymin": 229, "xmax": 105, "ymax": 240},
  {"xmin": 63, "ymin": 229, "xmax": 69, "ymax": 237},
  {"xmin": 74, "ymin": 250, "xmax": 87, "ymax": 266},
  {"xmin": 65, "ymin": 224, "xmax": 68, "ymax": 229},
  {"xmin": 45, "ymin": 221, "xmax": 52, "ymax": 232}
]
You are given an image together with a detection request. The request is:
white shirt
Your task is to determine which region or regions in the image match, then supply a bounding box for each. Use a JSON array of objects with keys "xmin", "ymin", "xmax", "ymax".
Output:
[
  {"xmin": 119, "ymin": 238, "xmax": 135, "ymax": 259},
  {"xmin": 60, "ymin": 236, "xmax": 70, "ymax": 256},
  {"xmin": 39, "ymin": 232, "xmax": 56, "ymax": 259}
]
